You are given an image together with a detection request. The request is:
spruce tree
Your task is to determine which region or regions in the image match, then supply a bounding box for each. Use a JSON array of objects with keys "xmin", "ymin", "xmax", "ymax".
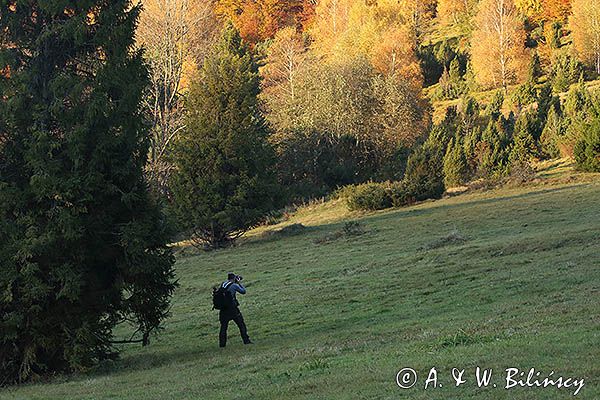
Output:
[
  {"xmin": 510, "ymin": 110, "xmax": 539, "ymax": 163},
  {"xmin": 479, "ymin": 117, "xmax": 512, "ymax": 176},
  {"xmin": 170, "ymin": 25, "xmax": 279, "ymax": 249},
  {"xmin": 527, "ymin": 51, "xmax": 543, "ymax": 82},
  {"xmin": 540, "ymin": 105, "xmax": 564, "ymax": 158},
  {"xmin": 403, "ymin": 143, "xmax": 445, "ymax": 201},
  {"xmin": 0, "ymin": 1, "xmax": 176, "ymax": 383},
  {"xmin": 443, "ymin": 138, "xmax": 469, "ymax": 187},
  {"xmin": 574, "ymin": 119, "xmax": 600, "ymax": 172},
  {"xmin": 448, "ymin": 57, "xmax": 465, "ymax": 98},
  {"xmin": 486, "ymin": 90, "xmax": 505, "ymax": 121}
]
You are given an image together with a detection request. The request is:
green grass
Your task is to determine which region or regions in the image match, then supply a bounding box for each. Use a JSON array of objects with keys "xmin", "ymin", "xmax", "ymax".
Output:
[{"xmin": 2, "ymin": 172, "xmax": 600, "ymax": 399}]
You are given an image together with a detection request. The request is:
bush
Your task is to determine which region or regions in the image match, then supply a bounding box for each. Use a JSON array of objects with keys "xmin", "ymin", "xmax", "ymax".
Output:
[
  {"xmin": 388, "ymin": 181, "xmax": 414, "ymax": 207},
  {"xmin": 574, "ymin": 120, "xmax": 600, "ymax": 172},
  {"xmin": 345, "ymin": 182, "xmax": 393, "ymax": 211}
]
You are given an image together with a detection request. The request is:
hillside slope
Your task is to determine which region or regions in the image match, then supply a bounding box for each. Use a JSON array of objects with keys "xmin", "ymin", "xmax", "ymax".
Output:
[{"xmin": 2, "ymin": 173, "xmax": 599, "ymax": 399}]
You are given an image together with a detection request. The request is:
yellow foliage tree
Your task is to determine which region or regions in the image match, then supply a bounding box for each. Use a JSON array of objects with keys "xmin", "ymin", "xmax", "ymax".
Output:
[
  {"xmin": 471, "ymin": 0, "xmax": 529, "ymax": 89},
  {"xmin": 260, "ymin": 26, "xmax": 309, "ymax": 131},
  {"xmin": 371, "ymin": 26, "xmax": 422, "ymax": 85},
  {"xmin": 514, "ymin": 0, "xmax": 543, "ymax": 19},
  {"xmin": 437, "ymin": 0, "xmax": 469, "ymax": 26},
  {"xmin": 311, "ymin": 0, "xmax": 423, "ymax": 84},
  {"xmin": 570, "ymin": 0, "xmax": 600, "ymax": 74},
  {"xmin": 310, "ymin": 0, "xmax": 353, "ymax": 57}
]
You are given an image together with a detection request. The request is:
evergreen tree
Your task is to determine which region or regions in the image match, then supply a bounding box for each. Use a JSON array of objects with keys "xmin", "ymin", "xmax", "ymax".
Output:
[
  {"xmin": 550, "ymin": 54, "xmax": 581, "ymax": 93},
  {"xmin": 463, "ymin": 125, "xmax": 482, "ymax": 171},
  {"xmin": 478, "ymin": 117, "xmax": 512, "ymax": 176},
  {"xmin": 540, "ymin": 104, "xmax": 565, "ymax": 158},
  {"xmin": 460, "ymin": 95, "xmax": 479, "ymax": 136},
  {"xmin": 437, "ymin": 66, "xmax": 452, "ymax": 99},
  {"xmin": 527, "ymin": 51, "xmax": 543, "ymax": 82},
  {"xmin": 170, "ymin": 25, "xmax": 280, "ymax": 249},
  {"xmin": 573, "ymin": 119, "xmax": 600, "ymax": 172},
  {"xmin": 448, "ymin": 57, "xmax": 465, "ymax": 98},
  {"xmin": 443, "ymin": 137, "xmax": 469, "ymax": 187},
  {"xmin": 435, "ymin": 57, "xmax": 465, "ymax": 100},
  {"xmin": 403, "ymin": 143, "xmax": 445, "ymax": 201},
  {"xmin": 0, "ymin": 0, "xmax": 176, "ymax": 383},
  {"xmin": 426, "ymin": 109, "xmax": 456, "ymax": 150},
  {"xmin": 486, "ymin": 90, "xmax": 505, "ymax": 121},
  {"xmin": 510, "ymin": 110, "xmax": 539, "ymax": 164},
  {"xmin": 510, "ymin": 81, "xmax": 537, "ymax": 111},
  {"xmin": 536, "ymin": 83, "xmax": 558, "ymax": 131}
]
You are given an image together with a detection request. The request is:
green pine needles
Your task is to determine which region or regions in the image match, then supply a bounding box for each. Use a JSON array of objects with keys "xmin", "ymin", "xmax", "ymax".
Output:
[
  {"xmin": 170, "ymin": 25, "xmax": 280, "ymax": 249},
  {"xmin": 0, "ymin": 1, "xmax": 176, "ymax": 383}
]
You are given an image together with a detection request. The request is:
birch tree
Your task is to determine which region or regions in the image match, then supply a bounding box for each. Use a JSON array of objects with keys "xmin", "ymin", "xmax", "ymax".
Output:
[
  {"xmin": 570, "ymin": 0, "xmax": 600, "ymax": 74},
  {"xmin": 136, "ymin": 0, "xmax": 216, "ymax": 196},
  {"xmin": 471, "ymin": 0, "xmax": 529, "ymax": 89}
]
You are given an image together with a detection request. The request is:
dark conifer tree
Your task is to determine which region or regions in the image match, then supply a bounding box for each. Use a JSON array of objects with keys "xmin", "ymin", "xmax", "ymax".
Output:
[
  {"xmin": 510, "ymin": 110, "xmax": 539, "ymax": 164},
  {"xmin": 486, "ymin": 90, "xmax": 505, "ymax": 121},
  {"xmin": 0, "ymin": 0, "xmax": 176, "ymax": 383},
  {"xmin": 170, "ymin": 24, "xmax": 280, "ymax": 249},
  {"xmin": 443, "ymin": 137, "xmax": 469, "ymax": 187}
]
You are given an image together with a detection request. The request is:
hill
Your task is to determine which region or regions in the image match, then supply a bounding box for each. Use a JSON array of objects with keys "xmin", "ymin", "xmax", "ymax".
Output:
[{"xmin": 2, "ymin": 165, "xmax": 599, "ymax": 400}]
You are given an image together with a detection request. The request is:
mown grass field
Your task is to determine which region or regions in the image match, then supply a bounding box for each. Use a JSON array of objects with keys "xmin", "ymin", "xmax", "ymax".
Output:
[{"xmin": 2, "ymin": 166, "xmax": 599, "ymax": 399}]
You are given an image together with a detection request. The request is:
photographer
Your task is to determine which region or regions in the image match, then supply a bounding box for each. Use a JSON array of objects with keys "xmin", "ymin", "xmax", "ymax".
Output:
[{"xmin": 219, "ymin": 272, "xmax": 252, "ymax": 347}]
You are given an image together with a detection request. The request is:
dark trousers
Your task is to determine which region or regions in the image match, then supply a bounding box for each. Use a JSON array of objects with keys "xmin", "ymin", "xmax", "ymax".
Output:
[{"xmin": 219, "ymin": 307, "xmax": 250, "ymax": 347}]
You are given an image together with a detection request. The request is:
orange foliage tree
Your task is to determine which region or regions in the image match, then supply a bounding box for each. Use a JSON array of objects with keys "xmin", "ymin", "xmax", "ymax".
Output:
[
  {"xmin": 214, "ymin": 0, "xmax": 308, "ymax": 44},
  {"xmin": 541, "ymin": 0, "xmax": 571, "ymax": 22},
  {"xmin": 371, "ymin": 26, "xmax": 422, "ymax": 85}
]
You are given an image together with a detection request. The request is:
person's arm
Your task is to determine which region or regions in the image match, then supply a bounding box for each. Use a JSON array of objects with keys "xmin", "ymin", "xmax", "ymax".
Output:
[{"xmin": 233, "ymin": 283, "xmax": 246, "ymax": 294}]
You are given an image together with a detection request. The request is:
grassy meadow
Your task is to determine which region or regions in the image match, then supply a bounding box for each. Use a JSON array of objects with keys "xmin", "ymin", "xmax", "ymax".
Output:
[{"xmin": 2, "ymin": 165, "xmax": 599, "ymax": 399}]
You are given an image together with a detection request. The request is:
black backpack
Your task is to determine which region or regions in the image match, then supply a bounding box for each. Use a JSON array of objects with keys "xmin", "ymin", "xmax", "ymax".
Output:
[{"xmin": 212, "ymin": 282, "xmax": 234, "ymax": 310}]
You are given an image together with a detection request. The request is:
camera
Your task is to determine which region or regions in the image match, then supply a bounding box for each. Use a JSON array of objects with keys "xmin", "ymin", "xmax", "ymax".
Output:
[{"xmin": 236, "ymin": 275, "xmax": 243, "ymax": 282}]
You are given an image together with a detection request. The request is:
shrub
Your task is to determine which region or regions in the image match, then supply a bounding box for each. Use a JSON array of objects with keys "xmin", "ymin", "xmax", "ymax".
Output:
[
  {"xmin": 388, "ymin": 181, "xmax": 414, "ymax": 207},
  {"xmin": 574, "ymin": 120, "xmax": 600, "ymax": 172},
  {"xmin": 345, "ymin": 182, "xmax": 393, "ymax": 211}
]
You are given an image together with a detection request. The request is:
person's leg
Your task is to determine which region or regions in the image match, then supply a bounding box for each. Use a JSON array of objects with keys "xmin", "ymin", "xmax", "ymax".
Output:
[
  {"xmin": 232, "ymin": 310, "xmax": 251, "ymax": 344},
  {"xmin": 219, "ymin": 312, "xmax": 230, "ymax": 347}
]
